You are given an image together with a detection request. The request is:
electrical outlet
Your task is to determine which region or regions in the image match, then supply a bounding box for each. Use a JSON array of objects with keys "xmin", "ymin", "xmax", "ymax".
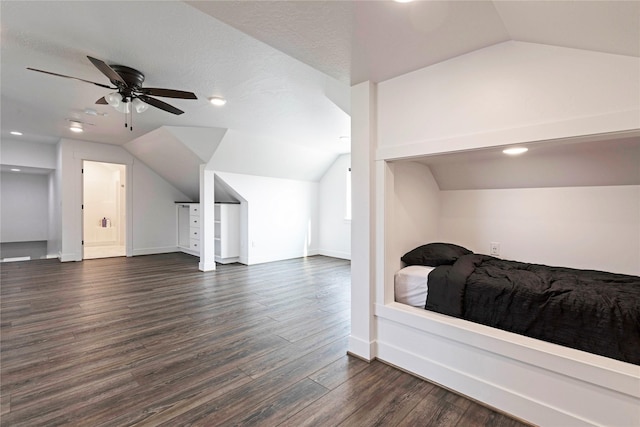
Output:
[{"xmin": 490, "ymin": 242, "xmax": 500, "ymax": 256}]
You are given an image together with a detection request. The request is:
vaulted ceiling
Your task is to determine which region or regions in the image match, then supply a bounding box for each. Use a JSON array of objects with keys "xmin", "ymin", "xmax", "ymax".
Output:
[{"xmin": 2, "ymin": 1, "xmax": 638, "ymax": 157}]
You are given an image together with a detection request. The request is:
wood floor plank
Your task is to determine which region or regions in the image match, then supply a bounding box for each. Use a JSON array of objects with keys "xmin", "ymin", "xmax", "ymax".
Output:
[{"xmin": 0, "ymin": 253, "xmax": 532, "ymax": 427}]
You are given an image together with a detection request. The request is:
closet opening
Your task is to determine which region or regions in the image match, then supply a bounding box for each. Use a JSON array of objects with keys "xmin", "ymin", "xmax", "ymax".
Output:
[{"xmin": 82, "ymin": 161, "xmax": 127, "ymax": 259}]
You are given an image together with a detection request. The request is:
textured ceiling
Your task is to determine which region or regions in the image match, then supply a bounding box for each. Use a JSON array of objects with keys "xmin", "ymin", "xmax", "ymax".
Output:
[
  {"xmin": 1, "ymin": 0, "xmax": 638, "ymax": 154},
  {"xmin": 0, "ymin": 1, "xmax": 350, "ymax": 152},
  {"xmin": 191, "ymin": 0, "xmax": 640, "ymax": 84}
]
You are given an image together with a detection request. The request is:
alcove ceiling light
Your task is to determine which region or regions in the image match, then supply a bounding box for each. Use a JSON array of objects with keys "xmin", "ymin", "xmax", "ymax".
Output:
[
  {"xmin": 10, "ymin": 131, "xmax": 23, "ymax": 136},
  {"xmin": 208, "ymin": 96, "xmax": 227, "ymax": 106},
  {"xmin": 503, "ymin": 147, "xmax": 528, "ymax": 156},
  {"xmin": 10, "ymin": 168, "xmax": 21, "ymax": 172}
]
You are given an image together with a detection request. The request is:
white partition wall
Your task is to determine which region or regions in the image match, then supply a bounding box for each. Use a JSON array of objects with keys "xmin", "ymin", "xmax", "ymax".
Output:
[{"xmin": 350, "ymin": 41, "xmax": 640, "ymax": 426}]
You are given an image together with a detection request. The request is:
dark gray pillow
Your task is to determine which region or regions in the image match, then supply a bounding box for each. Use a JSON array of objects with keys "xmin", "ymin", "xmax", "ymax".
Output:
[{"xmin": 401, "ymin": 242, "xmax": 473, "ymax": 267}]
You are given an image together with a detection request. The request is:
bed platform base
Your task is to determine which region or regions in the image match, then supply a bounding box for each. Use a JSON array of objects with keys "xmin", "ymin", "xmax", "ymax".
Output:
[{"xmin": 374, "ymin": 303, "xmax": 640, "ymax": 427}]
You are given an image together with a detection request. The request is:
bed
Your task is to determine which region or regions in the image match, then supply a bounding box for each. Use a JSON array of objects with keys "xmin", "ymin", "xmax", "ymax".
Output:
[{"xmin": 395, "ymin": 243, "xmax": 640, "ymax": 365}]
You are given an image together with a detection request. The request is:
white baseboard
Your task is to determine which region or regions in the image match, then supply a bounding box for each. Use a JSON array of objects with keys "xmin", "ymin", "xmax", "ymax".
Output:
[
  {"xmin": 131, "ymin": 246, "xmax": 180, "ymax": 256},
  {"xmin": 377, "ymin": 341, "xmax": 583, "ymax": 426},
  {"xmin": 318, "ymin": 249, "xmax": 351, "ymax": 260},
  {"xmin": 199, "ymin": 260, "xmax": 216, "ymax": 271},
  {"xmin": 246, "ymin": 249, "xmax": 319, "ymax": 265},
  {"xmin": 347, "ymin": 335, "xmax": 376, "ymax": 361},
  {"xmin": 60, "ymin": 252, "xmax": 81, "ymax": 262}
]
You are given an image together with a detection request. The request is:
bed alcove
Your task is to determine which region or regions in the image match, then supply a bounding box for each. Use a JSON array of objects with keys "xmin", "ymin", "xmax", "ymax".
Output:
[{"xmin": 374, "ymin": 132, "xmax": 640, "ymax": 427}]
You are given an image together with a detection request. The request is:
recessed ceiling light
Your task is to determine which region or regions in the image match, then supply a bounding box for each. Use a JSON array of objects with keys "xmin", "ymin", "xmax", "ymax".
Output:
[
  {"xmin": 10, "ymin": 168, "xmax": 21, "ymax": 172},
  {"xmin": 69, "ymin": 121, "xmax": 84, "ymax": 133},
  {"xmin": 10, "ymin": 131, "xmax": 23, "ymax": 136},
  {"xmin": 503, "ymin": 147, "xmax": 528, "ymax": 156},
  {"xmin": 208, "ymin": 96, "xmax": 227, "ymax": 106},
  {"xmin": 394, "ymin": 0, "xmax": 414, "ymax": 3}
]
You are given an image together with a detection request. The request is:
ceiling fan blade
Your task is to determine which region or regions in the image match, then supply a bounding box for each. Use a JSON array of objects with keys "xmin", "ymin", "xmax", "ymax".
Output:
[
  {"xmin": 27, "ymin": 67, "xmax": 114, "ymax": 89},
  {"xmin": 138, "ymin": 88, "xmax": 197, "ymax": 99},
  {"xmin": 137, "ymin": 94, "xmax": 184, "ymax": 115},
  {"xmin": 87, "ymin": 56, "xmax": 126, "ymax": 86},
  {"xmin": 96, "ymin": 97, "xmax": 108, "ymax": 105}
]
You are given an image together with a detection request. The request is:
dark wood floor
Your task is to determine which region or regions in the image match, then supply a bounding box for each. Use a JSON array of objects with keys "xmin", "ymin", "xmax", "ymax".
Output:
[{"xmin": 1, "ymin": 253, "xmax": 531, "ymax": 426}]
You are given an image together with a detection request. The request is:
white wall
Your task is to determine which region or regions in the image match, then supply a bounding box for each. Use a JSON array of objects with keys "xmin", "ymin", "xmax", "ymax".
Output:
[
  {"xmin": 0, "ymin": 172, "xmax": 49, "ymax": 242},
  {"xmin": 214, "ymin": 171, "xmax": 318, "ymax": 265},
  {"xmin": 439, "ymin": 185, "xmax": 640, "ymax": 276},
  {"xmin": 318, "ymin": 154, "xmax": 351, "ymax": 260},
  {"xmin": 1, "ymin": 139, "xmax": 57, "ymax": 169},
  {"xmin": 377, "ymin": 42, "xmax": 640, "ymax": 157},
  {"xmin": 210, "ymin": 129, "xmax": 338, "ymax": 182},
  {"xmin": 57, "ymin": 139, "xmax": 190, "ymax": 261},
  {"xmin": 385, "ymin": 161, "xmax": 640, "ymax": 275}
]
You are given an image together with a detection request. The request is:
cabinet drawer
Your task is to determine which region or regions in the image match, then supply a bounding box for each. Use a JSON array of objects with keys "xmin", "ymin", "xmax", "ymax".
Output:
[
  {"xmin": 189, "ymin": 216, "xmax": 199, "ymax": 227},
  {"xmin": 190, "ymin": 205, "xmax": 200, "ymax": 216},
  {"xmin": 190, "ymin": 227, "xmax": 199, "ymax": 240},
  {"xmin": 190, "ymin": 239, "xmax": 200, "ymax": 251}
]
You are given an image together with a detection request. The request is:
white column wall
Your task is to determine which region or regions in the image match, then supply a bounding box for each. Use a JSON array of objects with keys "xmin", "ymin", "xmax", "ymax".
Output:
[{"xmin": 349, "ymin": 81, "xmax": 377, "ymax": 360}]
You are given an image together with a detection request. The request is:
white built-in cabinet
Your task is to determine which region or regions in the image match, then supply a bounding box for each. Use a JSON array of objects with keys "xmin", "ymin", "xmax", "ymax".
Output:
[
  {"xmin": 176, "ymin": 203, "xmax": 200, "ymax": 256},
  {"xmin": 214, "ymin": 203, "xmax": 240, "ymax": 264}
]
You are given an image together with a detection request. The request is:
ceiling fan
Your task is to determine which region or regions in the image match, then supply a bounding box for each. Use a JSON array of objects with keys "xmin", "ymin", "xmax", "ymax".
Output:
[{"xmin": 27, "ymin": 56, "xmax": 197, "ymax": 118}]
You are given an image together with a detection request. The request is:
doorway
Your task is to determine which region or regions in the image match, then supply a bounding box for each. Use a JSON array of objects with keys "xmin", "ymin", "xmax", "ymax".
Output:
[{"xmin": 82, "ymin": 161, "xmax": 126, "ymax": 259}]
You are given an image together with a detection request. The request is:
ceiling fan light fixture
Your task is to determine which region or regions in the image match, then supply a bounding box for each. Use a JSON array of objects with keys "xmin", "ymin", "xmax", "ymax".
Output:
[
  {"xmin": 106, "ymin": 92, "xmax": 122, "ymax": 107},
  {"xmin": 208, "ymin": 96, "xmax": 227, "ymax": 106},
  {"xmin": 115, "ymin": 100, "xmax": 131, "ymax": 114},
  {"xmin": 132, "ymin": 98, "xmax": 149, "ymax": 113}
]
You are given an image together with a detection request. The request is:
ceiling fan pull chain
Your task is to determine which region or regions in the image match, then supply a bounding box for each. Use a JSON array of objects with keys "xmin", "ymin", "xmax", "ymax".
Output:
[{"xmin": 130, "ymin": 107, "xmax": 133, "ymax": 132}]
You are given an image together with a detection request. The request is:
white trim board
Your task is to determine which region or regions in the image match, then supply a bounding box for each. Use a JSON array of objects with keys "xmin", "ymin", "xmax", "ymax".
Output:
[{"xmin": 374, "ymin": 303, "xmax": 640, "ymax": 426}]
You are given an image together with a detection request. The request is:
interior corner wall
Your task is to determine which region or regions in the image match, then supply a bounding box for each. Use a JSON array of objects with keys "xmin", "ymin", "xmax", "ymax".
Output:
[
  {"xmin": 438, "ymin": 185, "xmax": 640, "ymax": 276},
  {"xmin": 318, "ymin": 154, "xmax": 351, "ymax": 260},
  {"xmin": 213, "ymin": 171, "xmax": 319, "ymax": 265},
  {"xmin": 49, "ymin": 141, "xmax": 63, "ymax": 257},
  {"xmin": 391, "ymin": 161, "xmax": 441, "ymax": 272},
  {"xmin": 0, "ymin": 172, "xmax": 49, "ymax": 242},
  {"xmin": 47, "ymin": 170, "xmax": 58, "ymax": 257}
]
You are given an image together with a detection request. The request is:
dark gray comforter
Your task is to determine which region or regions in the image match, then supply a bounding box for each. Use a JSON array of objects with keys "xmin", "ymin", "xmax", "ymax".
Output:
[{"xmin": 426, "ymin": 254, "xmax": 640, "ymax": 365}]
